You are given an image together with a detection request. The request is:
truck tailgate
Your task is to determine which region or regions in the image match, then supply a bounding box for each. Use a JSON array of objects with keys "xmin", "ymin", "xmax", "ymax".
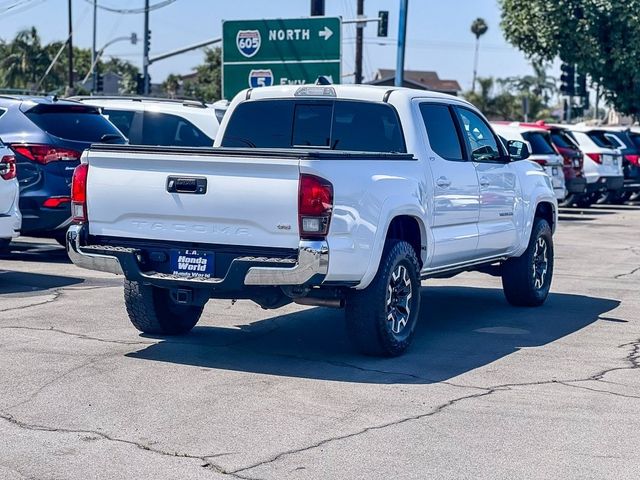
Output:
[{"xmin": 85, "ymin": 148, "xmax": 301, "ymax": 249}]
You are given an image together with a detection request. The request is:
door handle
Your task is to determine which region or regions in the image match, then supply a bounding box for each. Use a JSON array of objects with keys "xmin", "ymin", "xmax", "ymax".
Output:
[
  {"xmin": 480, "ymin": 176, "xmax": 491, "ymax": 188},
  {"xmin": 436, "ymin": 177, "xmax": 451, "ymax": 188}
]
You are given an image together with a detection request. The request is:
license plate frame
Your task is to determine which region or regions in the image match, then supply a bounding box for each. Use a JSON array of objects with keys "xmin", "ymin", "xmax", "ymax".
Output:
[{"xmin": 170, "ymin": 249, "xmax": 215, "ymax": 279}]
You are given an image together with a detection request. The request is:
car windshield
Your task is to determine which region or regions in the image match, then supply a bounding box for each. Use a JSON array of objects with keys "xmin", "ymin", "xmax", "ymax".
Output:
[
  {"xmin": 522, "ymin": 131, "xmax": 556, "ymax": 155},
  {"xmin": 25, "ymin": 104, "xmax": 126, "ymax": 143}
]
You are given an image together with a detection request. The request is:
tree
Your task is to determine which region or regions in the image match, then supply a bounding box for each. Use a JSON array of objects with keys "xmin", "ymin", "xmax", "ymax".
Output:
[
  {"xmin": 470, "ymin": 17, "xmax": 489, "ymax": 92},
  {"xmin": 0, "ymin": 27, "xmax": 50, "ymax": 90},
  {"xmin": 182, "ymin": 47, "xmax": 221, "ymax": 102},
  {"xmin": 162, "ymin": 74, "xmax": 181, "ymax": 98},
  {"xmin": 500, "ymin": 0, "xmax": 640, "ymax": 116}
]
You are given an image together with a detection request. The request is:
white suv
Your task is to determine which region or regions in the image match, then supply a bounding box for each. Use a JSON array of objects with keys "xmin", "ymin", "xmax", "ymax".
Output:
[
  {"xmin": 492, "ymin": 123, "xmax": 566, "ymax": 200},
  {"xmin": 566, "ymin": 126, "xmax": 624, "ymax": 203},
  {"xmin": 71, "ymin": 96, "xmax": 223, "ymax": 147},
  {"xmin": 0, "ymin": 141, "xmax": 21, "ymax": 251}
]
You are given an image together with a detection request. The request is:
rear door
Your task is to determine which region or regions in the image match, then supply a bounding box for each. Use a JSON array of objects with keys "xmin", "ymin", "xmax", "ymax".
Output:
[
  {"xmin": 454, "ymin": 107, "xmax": 518, "ymax": 257},
  {"xmin": 418, "ymin": 101, "xmax": 480, "ymax": 267}
]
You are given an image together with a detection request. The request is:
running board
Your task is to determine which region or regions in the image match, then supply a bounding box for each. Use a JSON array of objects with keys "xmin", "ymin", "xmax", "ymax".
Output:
[{"xmin": 421, "ymin": 256, "xmax": 508, "ymax": 279}]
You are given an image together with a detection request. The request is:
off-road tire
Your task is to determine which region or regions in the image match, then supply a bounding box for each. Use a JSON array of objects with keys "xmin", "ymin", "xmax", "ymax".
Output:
[
  {"xmin": 124, "ymin": 279, "xmax": 203, "ymax": 335},
  {"xmin": 502, "ymin": 218, "xmax": 554, "ymax": 307},
  {"xmin": 345, "ymin": 240, "xmax": 421, "ymax": 357}
]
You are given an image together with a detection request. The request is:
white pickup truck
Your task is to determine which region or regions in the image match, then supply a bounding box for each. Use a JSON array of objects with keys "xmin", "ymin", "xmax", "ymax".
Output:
[{"xmin": 67, "ymin": 84, "xmax": 557, "ymax": 356}]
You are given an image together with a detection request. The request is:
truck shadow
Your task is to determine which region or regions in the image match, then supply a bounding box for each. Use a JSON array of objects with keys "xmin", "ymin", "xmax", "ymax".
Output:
[
  {"xmin": 127, "ymin": 286, "xmax": 620, "ymax": 384},
  {"xmin": 0, "ymin": 271, "xmax": 84, "ymax": 294}
]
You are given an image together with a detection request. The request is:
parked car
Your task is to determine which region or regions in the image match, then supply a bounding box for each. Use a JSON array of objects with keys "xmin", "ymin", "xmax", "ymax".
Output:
[
  {"xmin": 67, "ymin": 84, "xmax": 557, "ymax": 357},
  {"xmin": 527, "ymin": 122, "xmax": 587, "ymax": 206},
  {"xmin": 72, "ymin": 96, "xmax": 222, "ymax": 146},
  {"xmin": 492, "ymin": 123, "xmax": 566, "ymax": 201},
  {"xmin": 0, "ymin": 95, "xmax": 127, "ymax": 243},
  {"xmin": 565, "ymin": 126, "xmax": 624, "ymax": 207},
  {"xmin": 595, "ymin": 127, "xmax": 640, "ymax": 203},
  {"xmin": 0, "ymin": 139, "xmax": 21, "ymax": 251}
]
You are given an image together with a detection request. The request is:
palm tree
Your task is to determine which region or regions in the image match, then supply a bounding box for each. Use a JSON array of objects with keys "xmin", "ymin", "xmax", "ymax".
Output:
[
  {"xmin": 470, "ymin": 18, "xmax": 489, "ymax": 92},
  {"xmin": 1, "ymin": 27, "xmax": 50, "ymax": 90}
]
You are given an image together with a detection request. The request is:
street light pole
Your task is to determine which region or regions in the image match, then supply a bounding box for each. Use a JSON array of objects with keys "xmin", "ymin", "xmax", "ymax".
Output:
[
  {"xmin": 355, "ymin": 0, "xmax": 364, "ymax": 84},
  {"xmin": 143, "ymin": 0, "xmax": 150, "ymax": 94},
  {"xmin": 67, "ymin": 0, "xmax": 74, "ymax": 93},
  {"xmin": 395, "ymin": 0, "xmax": 408, "ymax": 87},
  {"xmin": 92, "ymin": 0, "xmax": 97, "ymax": 93}
]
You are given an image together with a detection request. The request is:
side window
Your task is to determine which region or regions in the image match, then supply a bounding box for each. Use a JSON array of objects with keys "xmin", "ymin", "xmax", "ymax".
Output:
[
  {"xmin": 419, "ymin": 103, "xmax": 464, "ymax": 160},
  {"xmin": 455, "ymin": 108, "xmax": 502, "ymax": 162},
  {"xmin": 604, "ymin": 133, "xmax": 626, "ymax": 150},
  {"xmin": 142, "ymin": 112, "xmax": 213, "ymax": 147},
  {"xmin": 102, "ymin": 109, "xmax": 135, "ymax": 138}
]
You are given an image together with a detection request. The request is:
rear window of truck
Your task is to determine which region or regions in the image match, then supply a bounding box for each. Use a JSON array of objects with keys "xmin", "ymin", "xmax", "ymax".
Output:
[
  {"xmin": 522, "ymin": 131, "xmax": 556, "ymax": 155},
  {"xmin": 221, "ymin": 99, "xmax": 406, "ymax": 153},
  {"xmin": 26, "ymin": 104, "xmax": 126, "ymax": 143}
]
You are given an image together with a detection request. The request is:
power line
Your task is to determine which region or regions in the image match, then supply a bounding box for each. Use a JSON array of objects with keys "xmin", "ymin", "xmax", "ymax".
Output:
[{"xmin": 81, "ymin": 0, "xmax": 176, "ymax": 14}]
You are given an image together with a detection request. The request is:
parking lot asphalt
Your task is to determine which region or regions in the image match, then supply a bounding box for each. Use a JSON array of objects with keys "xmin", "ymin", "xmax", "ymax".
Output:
[{"xmin": 0, "ymin": 205, "xmax": 639, "ymax": 480}]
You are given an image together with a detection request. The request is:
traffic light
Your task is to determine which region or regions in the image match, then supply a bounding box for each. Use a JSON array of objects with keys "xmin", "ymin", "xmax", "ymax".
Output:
[
  {"xmin": 96, "ymin": 73, "xmax": 104, "ymax": 93},
  {"xmin": 136, "ymin": 73, "xmax": 144, "ymax": 94},
  {"xmin": 378, "ymin": 11, "xmax": 389, "ymax": 37},
  {"xmin": 575, "ymin": 73, "xmax": 587, "ymax": 97},
  {"xmin": 560, "ymin": 63, "xmax": 575, "ymax": 96},
  {"xmin": 145, "ymin": 30, "xmax": 151, "ymax": 51}
]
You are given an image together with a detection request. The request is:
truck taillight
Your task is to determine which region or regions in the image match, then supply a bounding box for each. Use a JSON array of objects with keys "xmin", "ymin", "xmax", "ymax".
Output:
[
  {"xmin": 586, "ymin": 153, "xmax": 602, "ymax": 164},
  {"xmin": 298, "ymin": 174, "xmax": 333, "ymax": 238},
  {"xmin": 71, "ymin": 163, "xmax": 89, "ymax": 222},
  {"xmin": 625, "ymin": 154, "xmax": 640, "ymax": 166},
  {"xmin": 0, "ymin": 155, "xmax": 16, "ymax": 180}
]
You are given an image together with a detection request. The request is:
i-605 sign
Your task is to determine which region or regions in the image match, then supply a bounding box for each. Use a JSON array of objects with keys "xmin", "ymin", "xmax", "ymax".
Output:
[{"xmin": 222, "ymin": 17, "xmax": 341, "ymax": 100}]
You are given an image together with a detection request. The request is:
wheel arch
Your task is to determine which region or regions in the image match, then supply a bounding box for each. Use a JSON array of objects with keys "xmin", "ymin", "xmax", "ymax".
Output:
[{"xmin": 357, "ymin": 207, "xmax": 427, "ymax": 290}]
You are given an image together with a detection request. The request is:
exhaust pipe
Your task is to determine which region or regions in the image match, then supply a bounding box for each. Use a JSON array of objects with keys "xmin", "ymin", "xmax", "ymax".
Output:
[{"xmin": 293, "ymin": 296, "xmax": 344, "ymax": 309}]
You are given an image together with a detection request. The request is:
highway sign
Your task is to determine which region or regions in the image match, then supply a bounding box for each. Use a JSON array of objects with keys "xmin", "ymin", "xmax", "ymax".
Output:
[{"xmin": 222, "ymin": 17, "xmax": 341, "ymax": 99}]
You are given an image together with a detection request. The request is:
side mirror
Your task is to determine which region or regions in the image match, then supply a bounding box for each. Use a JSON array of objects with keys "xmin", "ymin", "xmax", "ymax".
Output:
[{"xmin": 507, "ymin": 139, "xmax": 530, "ymax": 161}]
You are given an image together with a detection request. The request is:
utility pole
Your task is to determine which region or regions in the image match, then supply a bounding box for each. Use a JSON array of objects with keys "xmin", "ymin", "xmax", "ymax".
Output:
[
  {"xmin": 310, "ymin": 0, "xmax": 325, "ymax": 16},
  {"xmin": 143, "ymin": 0, "xmax": 150, "ymax": 95},
  {"xmin": 91, "ymin": 0, "xmax": 97, "ymax": 93},
  {"xmin": 395, "ymin": 0, "xmax": 408, "ymax": 87},
  {"xmin": 67, "ymin": 0, "xmax": 74, "ymax": 93},
  {"xmin": 354, "ymin": 0, "xmax": 364, "ymax": 84}
]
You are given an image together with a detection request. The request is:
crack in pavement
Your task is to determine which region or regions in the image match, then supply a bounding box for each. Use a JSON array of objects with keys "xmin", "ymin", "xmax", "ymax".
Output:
[
  {"xmin": 0, "ymin": 291, "xmax": 62, "ymax": 313},
  {"xmin": 556, "ymin": 381, "xmax": 640, "ymax": 400},
  {"xmin": 0, "ymin": 325, "xmax": 155, "ymax": 346},
  {"xmin": 0, "ymin": 413, "xmax": 239, "ymax": 478},
  {"xmin": 614, "ymin": 265, "xmax": 640, "ymax": 279},
  {"xmin": 229, "ymin": 338, "xmax": 640, "ymax": 478}
]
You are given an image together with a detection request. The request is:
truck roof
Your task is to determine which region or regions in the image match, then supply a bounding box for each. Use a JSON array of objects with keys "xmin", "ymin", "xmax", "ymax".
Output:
[{"xmin": 241, "ymin": 84, "xmax": 473, "ymax": 106}]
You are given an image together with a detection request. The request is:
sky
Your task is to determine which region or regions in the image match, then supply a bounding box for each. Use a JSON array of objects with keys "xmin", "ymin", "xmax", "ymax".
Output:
[{"xmin": 0, "ymin": 0, "xmax": 554, "ymax": 91}]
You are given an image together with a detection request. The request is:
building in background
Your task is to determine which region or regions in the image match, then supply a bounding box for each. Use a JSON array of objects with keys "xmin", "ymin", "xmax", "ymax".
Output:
[{"xmin": 369, "ymin": 69, "xmax": 461, "ymax": 96}]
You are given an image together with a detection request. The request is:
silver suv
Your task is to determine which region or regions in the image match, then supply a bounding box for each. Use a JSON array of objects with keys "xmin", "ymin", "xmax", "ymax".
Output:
[{"xmin": 71, "ymin": 96, "xmax": 224, "ymax": 147}]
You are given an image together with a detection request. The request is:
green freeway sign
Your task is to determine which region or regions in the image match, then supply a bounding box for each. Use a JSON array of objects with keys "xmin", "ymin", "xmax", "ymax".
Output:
[{"xmin": 222, "ymin": 17, "xmax": 341, "ymax": 99}]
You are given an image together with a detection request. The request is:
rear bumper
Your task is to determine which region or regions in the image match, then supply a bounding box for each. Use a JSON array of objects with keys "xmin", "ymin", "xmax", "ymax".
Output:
[
  {"xmin": 586, "ymin": 176, "xmax": 624, "ymax": 193},
  {"xmin": 566, "ymin": 177, "xmax": 587, "ymax": 194},
  {"xmin": 66, "ymin": 224, "xmax": 328, "ymax": 289}
]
